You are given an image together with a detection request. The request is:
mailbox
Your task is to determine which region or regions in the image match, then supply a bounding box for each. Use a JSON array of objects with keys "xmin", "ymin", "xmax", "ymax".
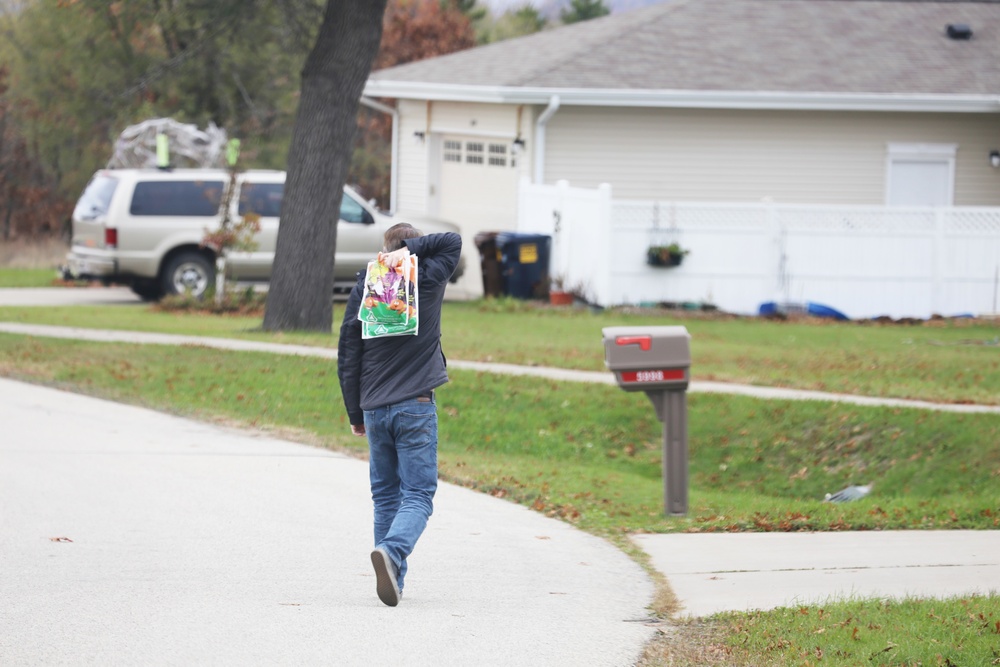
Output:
[
  {"xmin": 602, "ymin": 326, "xmax": 691, "ymax": 516},
  {"xmin": 603, "ymin": 326, "xmax": 690, "ymax": 395}
]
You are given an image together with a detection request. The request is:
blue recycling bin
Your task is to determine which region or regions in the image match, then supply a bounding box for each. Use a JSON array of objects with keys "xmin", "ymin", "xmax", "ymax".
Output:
[{"xmin": 496, "ymin": 232, "xmax": 551, "ymax": 299}]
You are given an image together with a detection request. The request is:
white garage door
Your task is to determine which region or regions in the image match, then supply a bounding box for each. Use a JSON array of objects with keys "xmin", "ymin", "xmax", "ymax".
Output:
[{"xmin": 438, "ymin": 136, "xmax": 521, "ymax": 237}]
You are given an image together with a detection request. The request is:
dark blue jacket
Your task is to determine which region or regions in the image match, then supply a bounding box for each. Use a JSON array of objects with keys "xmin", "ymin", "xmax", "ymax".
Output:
[{"xmin": 337, "ymin": 232, "xmax": 463, "ymax": 426}]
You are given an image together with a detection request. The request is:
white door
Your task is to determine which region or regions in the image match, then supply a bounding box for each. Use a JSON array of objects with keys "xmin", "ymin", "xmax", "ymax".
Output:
[
  {"xmin": 437, "ymin": 135, "xmax": 521, "ymax": 295},
  {"xmin": 886, "ymin": 144, "xmax": 956, "ymax": 207},
  {"xmin": 888, "ymin": 160, "xmax": 952, "ymax": 207}
]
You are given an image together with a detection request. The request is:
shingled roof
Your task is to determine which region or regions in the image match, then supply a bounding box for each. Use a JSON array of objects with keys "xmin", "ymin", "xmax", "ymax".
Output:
[{"xmin": 366, "ymin": 0, "xmax": 1000, "ymax": 108}]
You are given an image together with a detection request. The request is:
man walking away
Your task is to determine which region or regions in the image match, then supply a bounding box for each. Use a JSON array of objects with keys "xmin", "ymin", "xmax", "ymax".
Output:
[{"xmin": 337, "ymin": 223, "xmax": 462, "ymax": 606}]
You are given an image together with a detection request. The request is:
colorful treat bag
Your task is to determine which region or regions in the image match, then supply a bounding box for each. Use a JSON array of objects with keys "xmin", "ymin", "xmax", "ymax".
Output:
[{"xmin": 358, "ymin": 254, "xmax": 419, "ymax": 339}]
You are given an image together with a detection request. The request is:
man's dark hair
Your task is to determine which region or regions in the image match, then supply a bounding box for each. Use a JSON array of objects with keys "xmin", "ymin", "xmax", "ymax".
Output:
[{"xmin": 383, "ymin": 223, "xmax": 422, "ymax": 252}]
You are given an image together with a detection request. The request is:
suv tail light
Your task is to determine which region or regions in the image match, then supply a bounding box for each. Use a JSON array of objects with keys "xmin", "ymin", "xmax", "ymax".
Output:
[{"xmin": 105, "ymin": 228, "xmax": 118, "ymax": 248}]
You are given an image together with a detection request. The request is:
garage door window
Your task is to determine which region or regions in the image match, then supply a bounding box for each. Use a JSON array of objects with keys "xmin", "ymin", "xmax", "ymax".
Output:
[
  {"xmin": 444, "ymin": 138, "xmax": 515, "ymax": 169},
  {"xmin": 488, "ymin": 144, "xmax": 507, "ymax": 167},
  {"xmin": 444, "ymin": 140, "xmax": 462, "ymax": 163},
  {"xmin": 466, "ymin": 142, "xmax": 485, "ymax": 165}
]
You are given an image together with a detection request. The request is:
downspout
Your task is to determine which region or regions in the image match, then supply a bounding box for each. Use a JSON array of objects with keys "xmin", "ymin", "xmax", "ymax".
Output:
[
  {"xmin": 360, "ymin": 96, "xmax": 399, "ymax": 213},
  {"xmin": 533, "ymin": 95, "xmax": 561, "ymax": 184}
]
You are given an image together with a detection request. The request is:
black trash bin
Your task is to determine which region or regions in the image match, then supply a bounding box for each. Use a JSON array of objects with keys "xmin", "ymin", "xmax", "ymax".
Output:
[
  {"xmin": 473, "ymin": 231, "xmax": 504, "ymax": 298},
  {"xmin": 496, "ymin": 232, "xmax": 551, "ymax": 300}
]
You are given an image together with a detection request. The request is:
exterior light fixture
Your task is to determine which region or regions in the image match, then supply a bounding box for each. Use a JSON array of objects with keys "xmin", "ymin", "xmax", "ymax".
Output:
[
  {"xmin": 991, "ymin": 150, "xmax": 1000, "ymax": 168},
  {"xmin": 512, "ymin": 137, "xmax": 526, "ymax": 155},
  {"xmin": 413, "ymin": 131, "xmax": 425, "ymax": 144}
]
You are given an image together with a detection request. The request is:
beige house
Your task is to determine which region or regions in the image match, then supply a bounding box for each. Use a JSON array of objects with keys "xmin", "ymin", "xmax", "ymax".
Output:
[{"xmin": 364, "ymin": 0, "xmax": 1000, "ymax": 297}]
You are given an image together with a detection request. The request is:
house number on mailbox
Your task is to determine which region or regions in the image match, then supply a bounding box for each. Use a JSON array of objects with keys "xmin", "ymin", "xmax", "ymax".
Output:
[{"xmin": 621, "ymin": 369, "xmax": 685, "ymax": 383}]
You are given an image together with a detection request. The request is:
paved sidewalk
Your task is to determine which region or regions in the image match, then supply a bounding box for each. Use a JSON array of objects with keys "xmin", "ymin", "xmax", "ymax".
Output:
[
  {"xmin": 634, "ymin": 531, "xmax": 1000, "ymax": 617},
  {"xmin": 2, "ymin": 322, "xmax": 998, "ymax": 415},
  {"xmin": 0, "ymin": 286, "xmax": 140, "ymax": 307},
  {"xmin": 0, "ymin": 378, "xmax": 655, "ymax": 666}
]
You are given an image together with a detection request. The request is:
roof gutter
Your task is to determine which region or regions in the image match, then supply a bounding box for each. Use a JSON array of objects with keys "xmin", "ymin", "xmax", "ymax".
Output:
[
  {"xmin": 359, "ymin": 97, "xmax": 399, "ymax": 213},
  {"xmin": 364, "ymin": 80, "xmax": 1000, "ymax": 114},
  {"xmin": 534, "ymin": 95, "xmax": 560, "ymax": 184}
]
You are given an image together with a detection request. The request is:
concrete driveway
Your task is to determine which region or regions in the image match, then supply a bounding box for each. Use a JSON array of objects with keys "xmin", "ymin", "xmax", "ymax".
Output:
[{"xmin": 0, "ymin": 378, "xmax": 655, "ymax": 666}]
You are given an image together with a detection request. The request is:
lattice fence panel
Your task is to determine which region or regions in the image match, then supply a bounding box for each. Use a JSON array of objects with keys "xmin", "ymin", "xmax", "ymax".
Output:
[
  {"xmin": 777, "ymin": 206, "xmax": 936, "ymax": 233},
  {"xmin": 612, "ymin": 201, "xmax": 769, "ymax": 231},
  {"xmin": 945, "ymin": 209, "xmax": 1000, "ymax": 234}
]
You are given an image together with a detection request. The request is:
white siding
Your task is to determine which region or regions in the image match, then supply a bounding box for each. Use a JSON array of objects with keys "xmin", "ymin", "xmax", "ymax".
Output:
[
  {"xmin": 396, "ymin": 99, "xmax": 429, "ymax": 215},
  {"xmin": 544, "ymin": 107, "xmax": 1000, "ymax": 206},
  {"xmin": 428, "ymin": 102, "xmax": 521, "ymax": 138}
]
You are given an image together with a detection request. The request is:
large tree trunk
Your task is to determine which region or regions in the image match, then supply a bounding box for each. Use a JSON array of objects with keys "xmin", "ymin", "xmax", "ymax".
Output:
[{"xmin": 262, "ymin": 0, "xmax": 389, "ymax": 332}]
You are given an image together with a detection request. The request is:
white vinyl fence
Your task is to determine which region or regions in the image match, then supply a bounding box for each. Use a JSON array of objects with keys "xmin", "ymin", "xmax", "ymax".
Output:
[{"xmin": 517, "ymin": 179, "xmax": 1000, "ymax": 319}]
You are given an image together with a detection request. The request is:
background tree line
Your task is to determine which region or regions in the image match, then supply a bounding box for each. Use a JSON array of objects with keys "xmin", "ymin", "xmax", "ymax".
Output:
[{"xmin": 0, "ymin": 0, "xmax": 604, "ymax": 241}]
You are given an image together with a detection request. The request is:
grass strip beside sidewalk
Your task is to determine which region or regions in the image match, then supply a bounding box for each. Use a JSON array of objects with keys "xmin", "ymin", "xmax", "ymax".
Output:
[
  {"xmin": 0, "ymin": 268, "xmax": 61, "ymax": 288},
  {"xmin": 1, "ymin": 300, "xmax": 999, "ymax": 405}
]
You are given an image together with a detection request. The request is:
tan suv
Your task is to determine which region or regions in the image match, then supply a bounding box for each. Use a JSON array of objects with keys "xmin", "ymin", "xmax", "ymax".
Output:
[{"xmin": 66, "ymin": 168, "xmax": 465, "ymax": 300}]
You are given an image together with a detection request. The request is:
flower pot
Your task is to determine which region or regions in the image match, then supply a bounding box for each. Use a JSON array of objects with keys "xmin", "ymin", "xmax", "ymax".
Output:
[{"xmin": 549, "ymin": 290, "xmax": 573, "ymax": 306}]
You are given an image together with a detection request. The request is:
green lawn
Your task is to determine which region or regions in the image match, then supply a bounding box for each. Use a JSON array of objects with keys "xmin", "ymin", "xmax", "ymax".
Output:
[
  {"xmin": 646, "ymin": 596, "xmax": 1000, "ymax": 666},
  {"xmin": 1, "ymin": 299, "xmax": 999, "ymax": 404},
  {"xmin": 0, "ymin": 268, "xmax": 59, "ymax": 287},
  {"xmin": 1, "ymin": 302, "xmax": 998, "ymax": 666}
]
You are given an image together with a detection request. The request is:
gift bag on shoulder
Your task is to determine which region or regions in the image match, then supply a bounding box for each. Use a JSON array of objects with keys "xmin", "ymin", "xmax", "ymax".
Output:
[{"xmin": 358, "ymin": 254, "xmax": 419, "ymax": 339}]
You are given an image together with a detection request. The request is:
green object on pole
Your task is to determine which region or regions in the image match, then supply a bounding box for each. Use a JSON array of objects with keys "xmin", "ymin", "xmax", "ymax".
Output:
[
  {"xmin": 226, "ymin": 139, "xmax": 241, "ymax": 167},
  {"xmin": 156, "ymin": 133, "xmax": 169, "ymax": 168}
]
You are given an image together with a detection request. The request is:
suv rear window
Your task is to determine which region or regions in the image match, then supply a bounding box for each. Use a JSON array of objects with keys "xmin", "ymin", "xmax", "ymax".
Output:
[
  {"xmin": 129, "ymin": 180, "xmax": 224, "ymax": 216},
  {"xmin": 73, "ymin": 175, "xmax": 119, "ymax": 220},
  {"xmin": 238, "ymin": 183, "xmax": 283, "ymax": 217}
]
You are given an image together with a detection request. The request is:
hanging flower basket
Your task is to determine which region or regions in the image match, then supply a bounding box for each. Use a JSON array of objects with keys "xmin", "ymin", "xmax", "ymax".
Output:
[{"xmin": 647, "ymin": 244, "xmax": 689, "ymax": 267}]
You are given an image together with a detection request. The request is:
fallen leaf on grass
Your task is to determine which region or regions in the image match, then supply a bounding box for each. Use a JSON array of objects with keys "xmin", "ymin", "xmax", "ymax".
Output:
[{"xmin": 869, "ymin": 642, "xmax": 897, "ymax": 659}]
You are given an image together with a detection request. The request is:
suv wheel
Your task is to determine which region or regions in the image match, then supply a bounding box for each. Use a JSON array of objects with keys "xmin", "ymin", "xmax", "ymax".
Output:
[{"xmin": 162, "ymin": 252, "xmax": 214, "ymax": 298}]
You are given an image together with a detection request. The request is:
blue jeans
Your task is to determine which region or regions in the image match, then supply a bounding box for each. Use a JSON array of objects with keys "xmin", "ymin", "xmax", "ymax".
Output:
[{"xmin": 364, "ymin": 395, "xmax": 438, "ymax": 592}]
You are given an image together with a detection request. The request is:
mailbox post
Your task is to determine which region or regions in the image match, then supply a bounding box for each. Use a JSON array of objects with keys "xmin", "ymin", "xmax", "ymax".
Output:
[{"xmin": 602, "ymin": 326, "xmax": 691, "ymax": 516}]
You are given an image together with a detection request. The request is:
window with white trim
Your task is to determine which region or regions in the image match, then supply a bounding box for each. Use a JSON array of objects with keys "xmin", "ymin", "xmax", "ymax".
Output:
[{"xmin": 886, "ymin": 143, "xmax": 957, "ymax": 207}]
